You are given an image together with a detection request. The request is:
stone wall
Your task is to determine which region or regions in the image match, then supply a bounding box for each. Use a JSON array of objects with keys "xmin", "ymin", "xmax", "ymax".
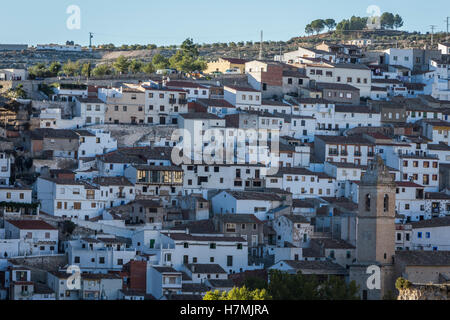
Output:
[{"xmin": 398, "ymin": 284, "xmax": 450, "ymax": 300}]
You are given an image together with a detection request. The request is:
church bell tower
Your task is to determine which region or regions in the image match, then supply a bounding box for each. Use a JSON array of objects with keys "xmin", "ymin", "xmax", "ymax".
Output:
[{"xmin": 356, "ymin": 155, "xmax": 396, "ymax": 264}]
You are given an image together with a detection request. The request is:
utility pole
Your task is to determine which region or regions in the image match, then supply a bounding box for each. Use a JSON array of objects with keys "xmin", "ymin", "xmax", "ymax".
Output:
[
  {"xmin": 446, "ymin": 17, "xmax": 450, "ymax": 41},
  {"xmin": 259, "ymin": 30, "xmax": 263, "ymax": 60},
  {"xmin": 89, "ymin": 32, "xmax": 94, "ymax": 48},
  {"xmin": 430, "ymin": 25, "xmax": 437, "ymax": 47},
  {"xmin": 279, "ymin": 43, "xmax": 283, "ymax": 61}
]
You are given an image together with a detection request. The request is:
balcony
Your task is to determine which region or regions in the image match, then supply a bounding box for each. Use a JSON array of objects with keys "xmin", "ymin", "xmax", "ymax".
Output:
[
  {"xmin": 340, "ymin": 151, "xmax": 348, "ymax": 156},
  {"xmin": 116, "ymin": 193, "xmax": 126, "ymax": 199},
  {"xmin": 169, "ymin": 98, "xmax": 177, "ymax": 105},
  {"xmin": 178, "ymin": 99, "xmax": 187, "ymax": 105},
  {"xmin": 354, "ymin": 151, "xmax": 362, "ymax": 157},
  {"xmin": 368, "ymin": 152, "xmax": 374, "ymax": 157}
]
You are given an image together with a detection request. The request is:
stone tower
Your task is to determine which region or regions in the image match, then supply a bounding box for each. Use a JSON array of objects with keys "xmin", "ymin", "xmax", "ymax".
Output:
[
  {"xmin": 356, "ymin": 155, "xmax": 396, "ymax": 264},
  {"xmin": 349, "ymin": 155, "xmax": 397, "ymax": 300}
]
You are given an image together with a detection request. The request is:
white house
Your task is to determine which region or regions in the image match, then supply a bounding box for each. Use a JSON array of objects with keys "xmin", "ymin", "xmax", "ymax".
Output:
[
  {"xmin": 4, "ymin": 220, "xmax": 58, "ymax": 255},
  {"xmin": 75, "ymin": 97, "xmax": 106, "ymax": 126},
  {"xmin": 410, "ymin": 217, "xmax": 450, "ymax": 251},
  {"xmin": 224, "ymin": 86, "xmax": 262, "ymax": 110},
  {"xmin": 67, "ymin": 236, "xmax": 136, "ymax": 273},
  {"xmin": 272, "ymin": 215, "xmax": 313, "ymax": 248},
  {"xmin": 211, "ymin": 190, "xmax": 285, "ymax": 221}
]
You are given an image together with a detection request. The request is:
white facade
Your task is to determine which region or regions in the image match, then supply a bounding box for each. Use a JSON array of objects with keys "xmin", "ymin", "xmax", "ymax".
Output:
[{"xmin": 67, "ymin": 238, "xmax": 136, "ymax": 273}]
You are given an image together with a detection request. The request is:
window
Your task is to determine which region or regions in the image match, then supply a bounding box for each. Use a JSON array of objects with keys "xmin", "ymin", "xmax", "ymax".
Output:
[
  {"xmin": 417, "ymin": 232, "xmax": 422, "ymax": 239},
  {"xmin": 74, "ymin": 202, "xmax": 82, "ymax": 210},
  {"xmin": 365, "ymin": 194, "xmax": 371, "ymax": 211},
  {"xmin": 227, "ymin": 256, "xmax": 233, "ymax": 267},
  {"xmin": 383, "ymin": 195, "xmax": 389, "ymax": 212},
  {"xmin": 210, "ymin": 243, "xmax": 216, "ymax": 249},
  {"xmin": 74, "ymin": 257, "xmax": 80, "ymax": 263}
]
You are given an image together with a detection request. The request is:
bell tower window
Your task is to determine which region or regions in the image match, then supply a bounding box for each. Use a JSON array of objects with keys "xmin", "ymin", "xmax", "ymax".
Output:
[
  {"xmin": 384, "ymin": 195, "xmax": 389, "ymax": 212},
  {"xmin": 365, "ymin": 194, "xmax": 371, "ymax": 211}
]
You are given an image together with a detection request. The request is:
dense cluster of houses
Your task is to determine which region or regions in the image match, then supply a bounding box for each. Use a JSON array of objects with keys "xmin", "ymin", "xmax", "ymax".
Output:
[{"xmin": 0, "ymin": 41, "xmax": 450, "ymax": 300}]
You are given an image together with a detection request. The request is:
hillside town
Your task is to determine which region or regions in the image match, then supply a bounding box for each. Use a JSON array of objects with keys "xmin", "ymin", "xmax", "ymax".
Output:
[{"xmin": 0, "ymin": 36, "xmax": 450, "ymax": 301}]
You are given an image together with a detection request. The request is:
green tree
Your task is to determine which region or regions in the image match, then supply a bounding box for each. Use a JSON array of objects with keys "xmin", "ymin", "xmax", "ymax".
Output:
[
  {"xmin": 92, "ymin": 64, "xmax": 113, "ymax": 77},
  {"xmin": 393, "ymin": 14, "xmax": 404, "ymax": 29},
  {"xmin": 48, "ymin": 62, "xmax": 62, "ymax": 76},
  {"xmin": 152, "ymin": 53, "xmax": 170, "ymax": 70},
  {"xmin": 128, "ymin": 59, "xmax": 143, "ymax": 73},
  {"xmin": 81, "ymin": 62, "xmax": 92, "ymax": 77},
  {"xmin": 168, "ymin": 39, "xmax": 206, "ymax": 73},
  {"xmin": 141, "ymin": 62, "xmax": 155, "ymax": 74},
  {"xmin": 336, "ymin": 16, "xmax": 368, "ymax": 32},
  {"xmin": 180, "ymin": 38, "xmax": 199, "ymax": 57},
  {"xmin": 62, "ymin": 60, "xmax": 80, "ymax": 76},
  {"xmin": 324, "ymin": 19, "xmax": 337, "ymax": 31},
  {"xmin": 305, "ymin": 24, "xmax": 314, "ymax": 36},
  {"xmin": 268, "ymin": 270, "xmax": 359, "ymax": 300},
  {"xmin": 28, "ymin": 63, "xmax": 50, "ymax": 78},
  {"xmin": 268, "ymin": 270, "xmax": 320, "ymax": 300},
  {"xmin": 113, "ymin": 56, "xmax": 131, "ymax": 74},
  {"xmin": 62, "ymin": 220, "xmax": 76, "ymax": 235},
  {"xmin": 203, "ymin": 287, "xmax": 271, "ymax": 301},
  {"xmin": 243, "ymin": 276, "xmax": 268, "ymax": 291},
  {"xmin": 310, "ymin": 19, "xmax": 325, "ymax": 34},
  {"xmin": 318, "ymin": 276, "xmax": 360, "ymax": 300},
  {"xmin": 380, "ymin": 12, "xmax": 395, "ymax": 29}
]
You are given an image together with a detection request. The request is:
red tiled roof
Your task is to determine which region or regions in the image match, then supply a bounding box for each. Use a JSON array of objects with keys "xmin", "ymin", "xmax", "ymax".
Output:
[
  {"xmin": 6, "ymin": 220, "xmax": 57, "ymax": 230},
  {"xmin": 395, "ymin": 181, "xmax": 424, "ymax": 188}
]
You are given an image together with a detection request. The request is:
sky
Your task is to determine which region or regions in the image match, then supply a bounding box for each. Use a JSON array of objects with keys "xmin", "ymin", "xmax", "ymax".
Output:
[{"xmin": 1, "ymin": 0, "xmax": 448, "ymax": 47}]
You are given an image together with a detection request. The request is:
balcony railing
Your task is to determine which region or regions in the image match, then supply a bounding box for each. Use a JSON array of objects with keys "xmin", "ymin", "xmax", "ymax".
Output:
[
  {"xmin": 178, "ymin": 99, "xmax": 187, "ymax": 105},
  {"xmin": 169, "ymin": 98, "xmax": 177, "ymax": 104},
  {"xmin": 354, "ymin": 151, "xmax": 362, "ymax": 157},
  {"xmin": 341, "ymin": 151, "xmax": 348, "ymax": 156}
]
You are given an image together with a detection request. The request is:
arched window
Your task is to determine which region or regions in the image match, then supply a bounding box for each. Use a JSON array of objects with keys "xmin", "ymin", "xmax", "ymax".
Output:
[
  {"xmin": 365, "ymin": 194, "xmax": 371, "ymax": 211},
  {"xmin": 384, "ymin": 195, "xmax": 389, "ymax": 212}
]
